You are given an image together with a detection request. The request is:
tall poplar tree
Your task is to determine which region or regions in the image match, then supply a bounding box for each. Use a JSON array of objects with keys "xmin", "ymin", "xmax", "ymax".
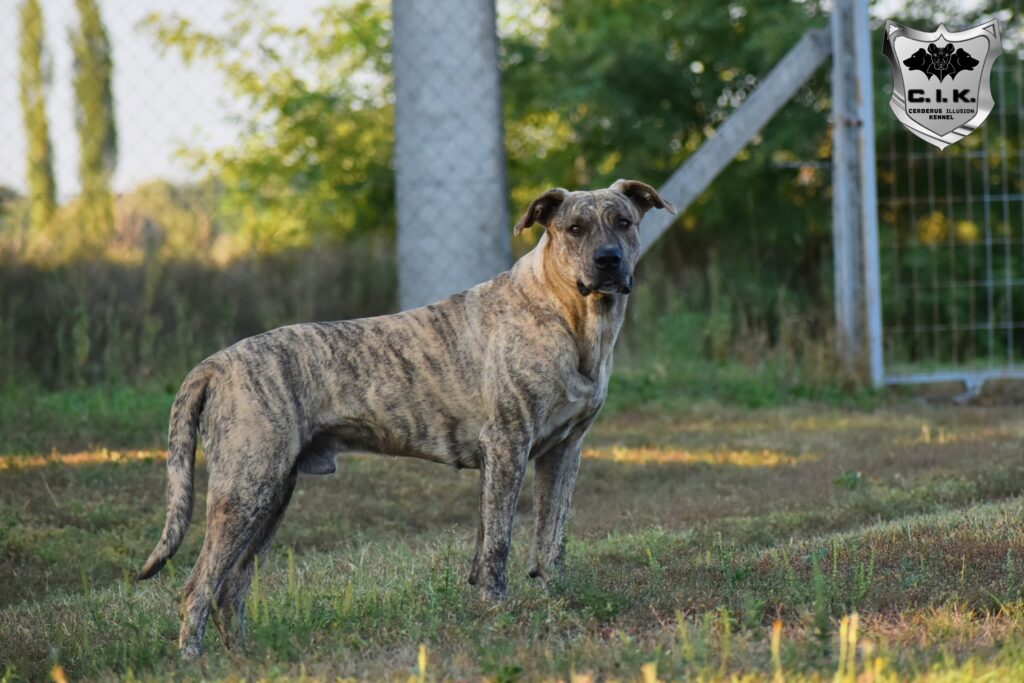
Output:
[
  {"xmin": 19, "ymin": 0, "xmax": 57, "ymax": 234},
  {"xmin": 71, "ymin": 0, "xmax": 117, "ymax": 247}
]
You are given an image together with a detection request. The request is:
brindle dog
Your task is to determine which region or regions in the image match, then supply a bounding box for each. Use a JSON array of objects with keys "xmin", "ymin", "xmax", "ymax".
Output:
[{"xmin": 138, "ymin": 179, "xmax": 675, "ymax": 659}]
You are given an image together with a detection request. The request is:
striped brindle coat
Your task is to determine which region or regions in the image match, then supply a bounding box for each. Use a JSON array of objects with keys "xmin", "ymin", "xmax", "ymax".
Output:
[{"xmin": 139, "ymin": 179, "xmax": 675, "ymax": 659}]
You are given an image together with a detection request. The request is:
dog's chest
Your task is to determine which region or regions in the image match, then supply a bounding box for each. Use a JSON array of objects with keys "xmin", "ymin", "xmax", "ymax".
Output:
[
  {"xmin": 538, "ymin": 313, "xmax": 618, "ymax": 447},
  {"xmin": 538, "ymin": 367, "xmax": 609, "ymax": 447},
  {"xmin": 540, "ymin": 398, "xmax": 597, "ymax": 442}
]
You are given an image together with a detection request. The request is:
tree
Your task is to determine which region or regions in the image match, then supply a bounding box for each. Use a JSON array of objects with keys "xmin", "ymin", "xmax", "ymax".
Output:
[
  {"xmin": 141, "ymin": 0, "xmax": 1012, "ymax": 331},
  {"xmin": 71, "ymin": 0, "xmax": 117, "ymax": 251},
  {"xmin": 18, "ymin": 0, "xmax": 57, "ymax": 234},
  {"xmin": 142, "ymin": 1, "xmax": 394, "ymax": 255},
  {"xmin": 502, "ymin": 0, "xmax": 835, "ymax": 311}
]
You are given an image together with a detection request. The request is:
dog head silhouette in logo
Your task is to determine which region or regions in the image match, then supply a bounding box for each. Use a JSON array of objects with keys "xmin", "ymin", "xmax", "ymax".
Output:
[{"xmin": 903, "ymin": 43, "xmax": 979, "ymax": 81}]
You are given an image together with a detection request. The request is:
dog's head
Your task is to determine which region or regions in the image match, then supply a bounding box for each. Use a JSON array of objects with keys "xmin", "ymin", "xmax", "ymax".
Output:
[{"xmin": 514, "ymin": 179, "xmax": 675, "ymax": 296}]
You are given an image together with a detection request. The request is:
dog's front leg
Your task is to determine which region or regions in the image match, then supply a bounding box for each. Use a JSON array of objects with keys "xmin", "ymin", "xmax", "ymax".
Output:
[
  {"xmin": 528, "ymin": 435, "xmax": 582, "ymax": 583},
  {"xmin": 468, "ymin": 491, "xmax": 485, "ymax": 587},
  {"xmin": 473, "ymin": 423, "xmax": 529, "ymax": 602}
]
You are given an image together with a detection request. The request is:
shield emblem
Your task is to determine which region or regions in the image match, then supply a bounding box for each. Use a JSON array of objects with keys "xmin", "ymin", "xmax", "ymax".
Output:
[{"xmin": 882, "ymin": 20, "xmax": 1001, "ymax": 150}]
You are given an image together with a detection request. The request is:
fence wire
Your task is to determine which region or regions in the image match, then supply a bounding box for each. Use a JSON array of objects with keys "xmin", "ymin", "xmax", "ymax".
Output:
[
  {"xmin": 3, "ymin": 0, "xmax": 511, "ymax": 312},
  {"xmin": 877, "ymin": 12, "xmax": 1024, "ymax": 381},
  {"xmin": 0, "ymin": 0, "xmax": 406, "ymax": 386},
  {"xmin": 1, "ymin": 0, "xmax": 230, "ymax": 222},
  {"xmin": 392, "ymin": 0, "xmax": 510, "ymax": 310}
]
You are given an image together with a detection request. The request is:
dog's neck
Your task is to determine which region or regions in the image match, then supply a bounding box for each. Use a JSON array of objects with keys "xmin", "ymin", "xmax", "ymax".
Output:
[{"xmin": 514, "ymin": 233, "xmax": 627, "ymax": 379}]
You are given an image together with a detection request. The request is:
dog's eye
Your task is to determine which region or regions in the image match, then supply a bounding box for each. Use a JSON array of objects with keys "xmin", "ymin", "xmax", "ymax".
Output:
[
  {"xmin": 567, "ymin": 224, "xmax": 583, "ymax": 236},
  {"xmin": 618, "ymin": 218, "xmax": 632, "ymax": 230}
]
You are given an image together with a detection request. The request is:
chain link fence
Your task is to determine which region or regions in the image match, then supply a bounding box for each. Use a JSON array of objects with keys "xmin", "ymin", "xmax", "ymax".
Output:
[
  {"xmin": 13, "ymin": 0, "xmax": 971, "ymax": 391},
  {"xmin": 3, "ymin": 0, "xmax": 511, "ymax": 301},
  {"xmin": 0, "ymin": 0, "xmax": 403, "ymax": 385},
  {"xmin": 1, "ymin": 0, "xmax": 232, "ymax": 251},
  {"xmin": 393, "ymin": 0, "xmax": 510, "ymax": 310}
]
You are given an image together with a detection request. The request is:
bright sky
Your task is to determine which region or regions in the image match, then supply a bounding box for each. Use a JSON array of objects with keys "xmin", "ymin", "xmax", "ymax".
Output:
[{"xmin": 0, "ymin": 0, "xmax": 320, "ymax": 198}]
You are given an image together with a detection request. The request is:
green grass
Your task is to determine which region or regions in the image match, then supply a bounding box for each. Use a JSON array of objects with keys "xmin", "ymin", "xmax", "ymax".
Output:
[
  {"xmin": 0, "ymin": 382, "xmax": 175, "ymax": 455},
  {"xmin": 606, "ymin": 360, "xmax": 876, "ymax": 412},
  {"xmin": 3, "ymin": 387, "xmax": 1024, "ymax": 680},
  {"xmin": 610, "ymin": 302, "xmax": 881, "ymax": 412}
]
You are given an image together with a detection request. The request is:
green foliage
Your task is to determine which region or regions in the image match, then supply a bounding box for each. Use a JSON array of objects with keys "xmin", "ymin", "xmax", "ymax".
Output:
[
  {"xmin": 608, "ymin": 289, "xmax": 878, "ymax": 412},
  {"xmin": 502, "ymin": 0, "xmax": 834, "ymax": 316},
  {"xmin": 134, "ymin": 0, "xmax": 842, "ymax": 374},
  {"xmin": 17, "ymin": 0, "xmax": 56, "ymax": 236},
  {"xmin": 108, "ymin": 181, "xmax": 220, "ymax": 261},
  {"xmin": 834, "ymin": 470, "xmax": 865, "ymax": 491},
  {"xmin": 503, "ymin": 0, "xmax": 820, "ymax": 179},
  {"xmin": 142, "ymin": 1, "xmax": 394, "ymax": 255},
  {"xmin": 0, "ymin": 239, "xmax": 395, "ymax": 388},
  {"xmin": 141, "ymin": 0, "xmax": 837, "ymax": 279},
  {"xmin": 0, "ymin": 383, "xmax": 174, "ymax": 454},
  {"xmin": 71, "ymin": 0, "xmax": 117, "ymax": 254},
  {"xmin": 8, "ymin": 0, "xmax": 1020, "ymax": 388}
]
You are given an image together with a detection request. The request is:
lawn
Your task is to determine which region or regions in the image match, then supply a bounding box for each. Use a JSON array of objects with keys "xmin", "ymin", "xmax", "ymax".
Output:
[{"xmin": 2, "ymin": 386, "xmax": 1024, "ymax": 681}]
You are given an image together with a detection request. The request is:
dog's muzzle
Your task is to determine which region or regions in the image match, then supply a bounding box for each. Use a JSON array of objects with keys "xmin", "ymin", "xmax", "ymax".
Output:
[
  {"xmin": 577, "ymin": 273, "xmax": 633, "ymax": 296},
  {"xmin": 578, "ymin": 244, "xmax": 632, "ymax": 296}
]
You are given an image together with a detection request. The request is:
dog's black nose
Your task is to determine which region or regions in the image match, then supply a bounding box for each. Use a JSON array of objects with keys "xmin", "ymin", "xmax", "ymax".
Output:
[{"xmin": 593, "ymin": 246, "xmax": 623, "ymax": 271}]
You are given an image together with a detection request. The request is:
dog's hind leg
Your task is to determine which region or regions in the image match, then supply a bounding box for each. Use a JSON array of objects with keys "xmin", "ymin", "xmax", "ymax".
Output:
[
  {"xmin": 212, "ymin": 466, "xmax": 299, "ymax": 649},
  {"xmin": 178, "ymin": 451, "xmax": 295, "ymax": 660}
]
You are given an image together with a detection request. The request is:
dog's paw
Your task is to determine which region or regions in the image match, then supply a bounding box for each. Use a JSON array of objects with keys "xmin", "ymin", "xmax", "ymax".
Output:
[
  {"xmin": 478, "ymin": 583, "xmax": 509, "ymax": 603},
  {"xmin": 181, "ymin": 642, "xmax": 203, "ymax": 662},
  {"xmin": 527, "ymin": 562, "xmax": 569, "ymax": 596},
  {"xmin": 528, "ymin": 562, "xmax": 564, "ymax": 580}
]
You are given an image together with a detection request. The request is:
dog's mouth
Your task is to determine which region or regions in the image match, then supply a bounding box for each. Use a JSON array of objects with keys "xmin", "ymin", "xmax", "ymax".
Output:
[{"xmin": 577, "ymin": 275, "xmax": 633, "ymax": 296}]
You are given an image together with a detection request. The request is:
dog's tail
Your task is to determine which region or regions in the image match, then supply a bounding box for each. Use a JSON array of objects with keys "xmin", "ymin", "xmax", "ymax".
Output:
[{"xmin": 138, "ymin": 362, "xmax": 214, "ymax": 580}]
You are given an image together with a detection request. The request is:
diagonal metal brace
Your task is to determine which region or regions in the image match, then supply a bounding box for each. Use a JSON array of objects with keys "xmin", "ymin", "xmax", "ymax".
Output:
[{"xmin": 639, "ymin": 27, "xmax": 832, "ymax": 256}]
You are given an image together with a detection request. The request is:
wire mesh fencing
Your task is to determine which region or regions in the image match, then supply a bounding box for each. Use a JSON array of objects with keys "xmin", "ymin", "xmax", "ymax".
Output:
[
  {"xmin": 0, "ymin": 0, "xmax": 233, "ymax": 261},
  {"xmin": 3, "ymin": 0, "xmax": 511, "ymax": 312},
  {"xmin": 0, "ymin": 0, "xmax": 405, "ymax": 385},
  {"xmin": 876, "ymin": 12, "xmax": 1024, "ymax": 385},
  {"xmin": 392, "ymin": 0, "xmax": 510, "ymax": 310}
]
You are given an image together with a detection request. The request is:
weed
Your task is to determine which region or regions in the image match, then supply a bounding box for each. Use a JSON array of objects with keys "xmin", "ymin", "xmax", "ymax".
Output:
[{"xmin": 834, "ymin": 470, "xmax": 864, "ymax": 491}]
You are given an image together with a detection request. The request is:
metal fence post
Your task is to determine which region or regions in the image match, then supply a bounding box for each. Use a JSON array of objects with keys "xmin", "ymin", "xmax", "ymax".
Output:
[
  {"xmin": 392, "ymin": 0, "xmax": 511, "ymax": 311},
  {"xmin": 831, "ymin": 0, "xmax": 881, "ymax": 384},
  {"xmin": 639, "ymin": 29, "xmax": 832, "ymax": 256},
  {"xmin": 831, "ymin": 0, "xmax": 863, "ymax": 370},
  {"xmin": 854, "ymin": 0, "xmax": 884, "ymax": 388}
]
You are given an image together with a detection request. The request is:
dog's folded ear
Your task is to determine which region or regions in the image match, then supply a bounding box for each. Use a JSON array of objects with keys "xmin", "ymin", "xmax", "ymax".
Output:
[
  {"xmin": 610, "ymin": 179, "xmax": 676, "ymax": 216},
  {"xmin": 514, "ymin": 188, "xmax": 568, "ymax": 235}
]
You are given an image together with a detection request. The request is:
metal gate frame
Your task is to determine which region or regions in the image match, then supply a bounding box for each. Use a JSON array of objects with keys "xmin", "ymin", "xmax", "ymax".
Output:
[{"xmin": 851, "ymin": 3, "xmax": 1024, "ymax": 396}]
